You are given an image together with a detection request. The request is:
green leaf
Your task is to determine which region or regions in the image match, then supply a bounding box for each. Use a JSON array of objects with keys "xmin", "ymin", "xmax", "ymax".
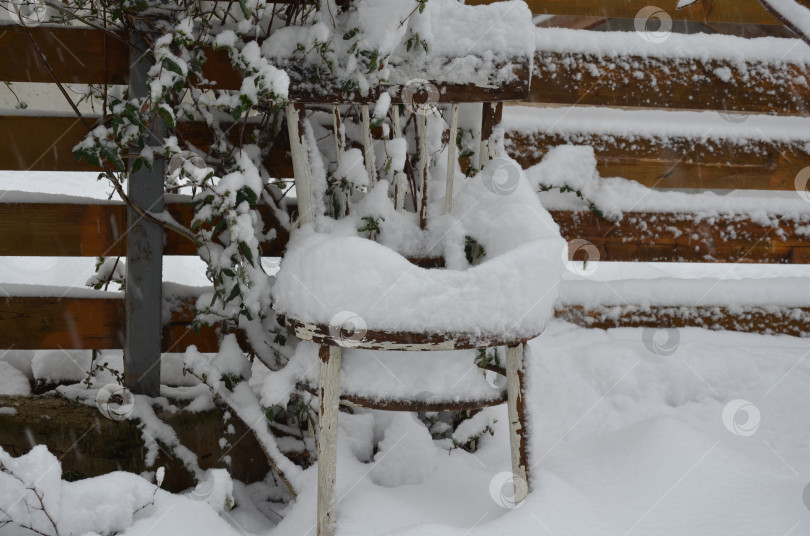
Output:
[
  {"xmin": 343, "ymin": 28, "xmax": 359, "ymax": 40},
  {"xmin": 74, "ymin": 148, "xmax": 101, "ymax": 168},
  {"xmin": 100, "ymin": 145, "xmax": 125, "ymax": 172},
  {"xmin": 240, "ymin": 186, "xmax": 258, "ymax": 206},
  {"xmin": 225, "ymin": 283, "xmax": 241, "ymax": 303},
  {"xmin": 239, "ymin": 242, "xmax": 254, "ymax": 266},
  {"xmin": 211, "ymin": 219, "xmax": 225, "ymax": 238},
  {"xmin": 162, "ymin": 57, "xmax": 184, "ymax": 76},
  {"xmin": 238, "ymin": 0, "xmax": 251, "ymax": 18},
  {"xmin": 158, "ymin": 106, "xmax": 175, "ymax": 128}
]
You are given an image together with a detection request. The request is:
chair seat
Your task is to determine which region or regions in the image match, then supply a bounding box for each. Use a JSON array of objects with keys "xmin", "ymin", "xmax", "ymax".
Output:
[
  {"xmin": 284, "ymin": 315, "xmax": 536, "ymax": 351},
  {"xmin": 273, "ymin": 232, "xmax": 561, "ymax": 342}
]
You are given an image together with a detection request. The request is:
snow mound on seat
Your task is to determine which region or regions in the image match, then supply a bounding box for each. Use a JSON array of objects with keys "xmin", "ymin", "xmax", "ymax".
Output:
[
  {"xmin": 273, "ymin": 232, "xmax": 562, "ymax": 338},
  {"xmin": 273, "ymin": 158, "xmax": 565, "ymax": 338}
]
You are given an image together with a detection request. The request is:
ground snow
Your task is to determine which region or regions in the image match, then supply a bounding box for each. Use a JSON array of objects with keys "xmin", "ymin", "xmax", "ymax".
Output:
[
  {"xmin": 0, "ymin": 361, "xmax": 30, "ymax": 396},
  {"xmin": 265, "ymin": 324, "xmax": 810, "ymax": 536},
  {"xmin": 3, "ymin": 324, "xmax": 808, "ymax": 536}
]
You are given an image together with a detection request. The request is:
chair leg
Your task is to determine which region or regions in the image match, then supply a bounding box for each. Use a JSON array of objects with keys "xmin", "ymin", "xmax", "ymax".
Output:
[
  {"xmin": 506, "ymin": 343, "xmax": 530, "ymax": 504},
  {"xmin": 318, "ymin": 344, "xmax": 342, "ymax": 536}
]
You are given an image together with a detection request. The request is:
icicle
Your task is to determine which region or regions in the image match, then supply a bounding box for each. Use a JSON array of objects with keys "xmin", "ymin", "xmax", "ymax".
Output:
[
  {"xmin": 418, "ymin": 112, "xmax": 429, "ymax": 229},
  {"xmin": 332, "ymin": 105, "xmax": 347, "ymax": 218},
  {"xmin": 445, "ymin": 103, "xmax": 459, "ymax": 214},
  {"xmin": 361, "ymin": 104, "xmax": 377, "ymax": 186},
  {"xmin": 286, "ymin": 103, "xmax": 315, "ymax": 226},
  {"xmin": 332, "ymin": 105, "xmax": 343, "ymax": 165},
  {"xmin": 392, "ymin": 105, "xmax": 406, "ymax": 213}
]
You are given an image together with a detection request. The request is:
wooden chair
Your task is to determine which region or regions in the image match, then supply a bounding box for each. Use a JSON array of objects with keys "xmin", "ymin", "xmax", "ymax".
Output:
[{"xmin": 275, "ymin": 38, "xmax": 551, "ymax": 533}]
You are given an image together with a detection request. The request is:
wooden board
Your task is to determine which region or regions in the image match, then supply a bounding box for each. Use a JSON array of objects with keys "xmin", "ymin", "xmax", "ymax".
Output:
[
  {"xmin": 2, "ymin": 201, "xmax": 807, "ymax": 263},
  {"xmin": 295, "ymin": 379, "xmax": 507, "ymax": 411},
  {"xmin": 4, "ymin": 25, "xmax": 809, "ymax": 113},
  {"xmin": 0, "ymin": 25, "xmax": 128, "ymax": 86},
  {"xmin": 557, "ymin": 304, "xmax": 810, "ymax": 337},
  {"xmin": 551, "ymin": 210, "xmax": 810, "ymax": 264},
  {"xmin": 530, "ymin": 50, "xmax": 810, "ymax": 115},
  {"xmin": 470, "ymin": 0, "xmax": 782, "ymax": 25},
  {"xmin": 0, "ymin": 115, "xmax": 293, "ymax": 175},
  {"xmin": 0, "ymin": 25, "xmax": 237, "ymax": 88},
  {"xmin": 0, "ymin": 200, "xmax": 289, "ymax": 257},
  {"xmin": 0, "ymin": 26, "xmax": 529, "ymax": 102},
  {"xmin": 506, "ymin": 129, "xmax": 810, "ymax": 191},
  {"xmin": 2, "ymin": 293, "xmax": 806, "ymax": 351},
  {"xmin": 0, "ymin": 294, "xmax": 219, "ymax": 351},
  {"xmin": 6, "ymin": 113, "xmax": 809, "ymax": 194},
  {"xmin": 285, "ymin": 315, "xmax": 536, "ymax": 351}
]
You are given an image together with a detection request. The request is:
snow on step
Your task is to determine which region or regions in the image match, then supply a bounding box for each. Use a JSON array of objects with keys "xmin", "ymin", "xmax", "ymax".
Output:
[
  {"xmin": 558, "ymin": 277, "xmax": 810, "ymax": 309},
  {"xmin": 535, "ymin": 26, "xmax": 810, "ymax": 64},
  {"xmin": 502, "ymin": 105, "xmax": 810, "ymax": 145}
]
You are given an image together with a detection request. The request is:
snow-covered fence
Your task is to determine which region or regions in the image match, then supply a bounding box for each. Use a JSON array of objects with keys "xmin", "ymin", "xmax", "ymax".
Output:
[
  {"xmin": 3, "ymin": 0, "xmax": 810, "ymax": 365},
  {"xmin": 474, "ymin": 0, "xmax": 788, "ymax": 25}
]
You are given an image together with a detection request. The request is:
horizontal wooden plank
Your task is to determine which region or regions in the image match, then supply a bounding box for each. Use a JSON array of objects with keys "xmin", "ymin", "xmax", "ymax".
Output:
[
  {"xmin": 2, "ymin": 199, "xmax": 807, "ymax": 263},
  {"xmin": 3, "ymin": 292, "xmax": 807, "ymax": 351},
  {"xmin": 295, "ymin": 380, "xmax": 508, "ymax": 411},
  {"xmin": 529, "ymin": 49, "xmax": 810, "ymax": 115},
  {"xmin": 4, "ymin": 25, "xmax": 808, "ymax": 113},
  {"xmin": 0, "ymin": 115, "xmax": 293, "ymax": 175},
  {"xmin": 551, "ymin": 210, "xmax": 810, "ymax": 264},
  {"xmin": 0, "ymin": 25, "xmax": 128, "ymax": 85},
  {"xmin": 0, "ymin": 25, "xmax": 238, "ymax": 88},
  {"xmin": 8, "ymin": 110, "xmax": 810, "ymax": 194},
  {"xmin": 535, "ymin": 15, "xmax": 609, "ymax": 30},
  {"xmin": 0, "ymin": 199, "xmax": 289, "ymax": 257},
  {"xmin": 505, "ymin": 123, "xmax": 810, "ymax": 191},
  {"xmin": 0, "ymin": 295, "xmax": 125, "ymax": 350},
  {"xmin": 0, "ymin": 25, "xmax": 529, "ymax": 102},
  {"xmin": 0, "ymin": 294, "xmax": 219, "ymax": 351},
  {"xmin": 472, "ymin": 0, "xmax": 783, "ymax": 25},
  {"xmin": 557, "ymin": 304, "xmax": 810, "ymax": 337}
]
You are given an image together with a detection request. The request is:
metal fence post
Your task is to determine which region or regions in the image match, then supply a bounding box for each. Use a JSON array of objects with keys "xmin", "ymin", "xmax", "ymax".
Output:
[{"xmin": 124, "ymin": 29, "xmax": 164, "ymax": 396}]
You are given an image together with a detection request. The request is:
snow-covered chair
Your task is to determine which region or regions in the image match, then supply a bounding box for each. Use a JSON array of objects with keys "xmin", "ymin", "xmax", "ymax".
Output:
[
  {"xmin": 268, "ymin": 2, "xmax": 559, "ymax": 535},
  {"xmin": 274, "ymin": 123, "xmax": 564, "ymax": 534}
]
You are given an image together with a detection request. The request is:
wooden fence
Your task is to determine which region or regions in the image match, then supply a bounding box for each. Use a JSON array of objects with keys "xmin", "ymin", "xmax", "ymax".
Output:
[{"xmin": 2, "ymin": 1, "xmax": 810, "ymax": 394}]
